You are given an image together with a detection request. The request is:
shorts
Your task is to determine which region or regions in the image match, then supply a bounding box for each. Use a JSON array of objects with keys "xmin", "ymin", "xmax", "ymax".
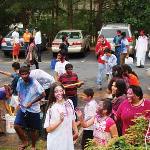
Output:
[
  {"xmin": 14, "ymin": 109, "xmax": 41, "ymax": 130},
  {"xmin": 81, "ymin": 130, "xmax": 93, "ymax": 150}
]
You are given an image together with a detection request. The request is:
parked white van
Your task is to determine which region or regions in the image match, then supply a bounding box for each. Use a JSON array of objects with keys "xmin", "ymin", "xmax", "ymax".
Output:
[{"xmin": 98, "ymin": 23, "xmax": 133, "ymax": 54}]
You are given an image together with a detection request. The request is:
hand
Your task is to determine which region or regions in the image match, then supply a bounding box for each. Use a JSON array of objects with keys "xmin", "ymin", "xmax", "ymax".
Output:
[
  {"xmin": 73, "ymin": 132, "xmax": 78, "ymax": 141},
  {"xmin": 25, "ymin": 102, "xmax": 32, "ymax": 108},
  {"xmin": 60, "ymin": 112, "xmax": 64, "ymax": 122},
  {"xmin": 76, "ymin": 109, "xmax": 83, "ymax": 120}
]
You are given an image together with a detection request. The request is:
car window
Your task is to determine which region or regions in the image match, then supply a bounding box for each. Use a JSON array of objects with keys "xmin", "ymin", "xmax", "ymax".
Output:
[
  {"xmin": 100, "ymin": 29, "xmax": 130, "ymax": 38},
  {"xmin": 56, "ymin": 32, "xmax": 81, "ymax": 39}
]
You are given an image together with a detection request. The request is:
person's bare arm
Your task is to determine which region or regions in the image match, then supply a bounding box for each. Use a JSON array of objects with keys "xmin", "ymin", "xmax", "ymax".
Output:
[
  {"xmin": 54, "ymin": 71, "xmax": 59, "ymax": 81},
  {"xmin": 109, "ymin": 124, "xmax": 118, "ymax": 138},
  {"xmin": 0, "ymin": 70, "xmax": 12, "ymax": 77},
  {"xmin": 72, "ymin": 120, "xmax": 79, "ymax": 141},
  {"xmin": 46, "ymin": 112, "xmax": 64, "ymax": 132},
  {"xmin": 25, "ymin": 92, "xmax": 46, "ymax": 108},
  {"xmin": 76, "ymin": 110, "xmax": 94, "ymax": 128}
]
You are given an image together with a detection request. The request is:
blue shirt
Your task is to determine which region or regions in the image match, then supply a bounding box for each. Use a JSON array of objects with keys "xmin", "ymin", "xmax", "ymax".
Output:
[
  {"xmin": 11, "ymin": 73, "xmax": 20, "ymax": 95},
  {"xmin": 0, "ymin": 87, "xmax": 6, "ymax": 100},
  {"xmin": 121, "ymin": 39, "xmax": 129, "ymax": 53},
  {"xmin": 17, "ymin": 77, "xmax": 44, "ymax": 113}
]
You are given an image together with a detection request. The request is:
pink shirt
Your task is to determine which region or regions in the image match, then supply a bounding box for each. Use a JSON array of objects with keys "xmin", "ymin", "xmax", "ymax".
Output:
[
  {"xmin": 116, "ymin": 99, "xmax": 150, "ymax": 134},
  {"xmin": 93, "ymin": 116, "xmax": 115, "ymax": 145}
]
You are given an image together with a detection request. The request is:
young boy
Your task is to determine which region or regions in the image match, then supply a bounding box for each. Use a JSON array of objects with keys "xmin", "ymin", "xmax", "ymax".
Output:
[
  {"xmin": 59, "ymin": 63, "xmax": 83, "ymax": 109},
  {"xmin": 101, "ymin": 48, "xmax": 117, "ymax": 82},
  {"xmin": 80, "ymin": 88, "xmax": 98, "ymax": 150}
]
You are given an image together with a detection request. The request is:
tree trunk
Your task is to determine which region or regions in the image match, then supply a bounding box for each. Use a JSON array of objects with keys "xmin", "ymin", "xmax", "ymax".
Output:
[
  {"xmin": 89, "ymin": 0, "xmax": 93, "ymax": 35},
  {"xmin": 67, "ymin": 0, "xmax": 73, "ymax": 29},
  {"xmin": 95, "ymin": 0, "xmax": 104, "ymax": 36}
]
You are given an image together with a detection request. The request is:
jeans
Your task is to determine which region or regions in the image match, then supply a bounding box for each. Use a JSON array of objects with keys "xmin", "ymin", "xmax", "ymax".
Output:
[
  {"xmin": 24, "ymin": 42, "xmax": 29, "ymax": 56},
  {"xmin": 96, "ymin": 63, "xmax": 105, "ymax": 85},
  {"xmin": 115, "ymin": 46, "xmax": 121, "ymax": 65}
]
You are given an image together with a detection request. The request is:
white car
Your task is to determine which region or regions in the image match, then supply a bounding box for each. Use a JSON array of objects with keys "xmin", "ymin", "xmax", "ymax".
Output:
[
  {"xmin": 98, "ymin": 24, "xmax": 133, "ymax": 54},
  {"xmin": 51, "ymin": 30, "xmax": 90, "ymax": 56}
]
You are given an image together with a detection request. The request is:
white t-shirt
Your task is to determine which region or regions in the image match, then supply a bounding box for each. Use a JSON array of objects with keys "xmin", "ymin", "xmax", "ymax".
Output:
[
  {"xmin": 121, "ymin": 38, "xmax": 129, "ymax": 53},
  {"xmin": 101, "ymin": 54, "xmax": 117, "ymax": 74},
  {"xmin": 35, "ymin": 31, "xmax": 42, "ymax": 45},
  {"xmin": 84, "ymin": 99, "xmax": 98, "ymax": 130},
  {"xmin": 55, "ymin": 60, "xmax": 69, "ymax": 77},
  {"xmin": 12, "ymin": 31, "xmax": 19, "ymax": 43},
  {"xmin": 30, "ymin": 69, "xmax": 55, "ymax": 89},
  {"xmin": 44, "ymin": 99, "xmax": 75, "ymax": 150}
]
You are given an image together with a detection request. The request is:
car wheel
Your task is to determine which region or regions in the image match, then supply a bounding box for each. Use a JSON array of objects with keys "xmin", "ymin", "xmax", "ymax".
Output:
[{"xmin": 4, "ymin": 51, "xmax": 10, "ymax": 57}]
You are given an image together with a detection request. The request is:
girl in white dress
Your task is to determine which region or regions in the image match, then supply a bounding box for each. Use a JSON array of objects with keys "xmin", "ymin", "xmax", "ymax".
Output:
[{"xmin": 44, "ymin": 82, "xmax": 78, "ymax": 150}]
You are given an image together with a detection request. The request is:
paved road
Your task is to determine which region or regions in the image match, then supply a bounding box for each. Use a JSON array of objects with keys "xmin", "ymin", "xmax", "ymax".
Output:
[
  {"xmin": 0, "ymin": 50, "xmax": 150, "ymax": 149},
  {"xmin": 0, "ymin": 50, "xmax": 150, "ymax": 93}
]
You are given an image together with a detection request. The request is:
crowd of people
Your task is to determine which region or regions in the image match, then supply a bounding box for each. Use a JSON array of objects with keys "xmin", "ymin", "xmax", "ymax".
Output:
[
  {"xmin": 0, "ymin": 29, "xmax": 149, "ymax": 150},
  {"xmin": 11, "ymin": 26, "xmax": 42, "ymax": 64}
]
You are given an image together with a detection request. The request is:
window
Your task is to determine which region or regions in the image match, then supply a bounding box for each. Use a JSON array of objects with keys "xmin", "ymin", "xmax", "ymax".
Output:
[
  {"xmin": 56, "ymin": 32, "xmax": 81, "ymax": 39},
  {"xmin": 101, "ymin": 29, "xmax": 129, "ymax": 38}
]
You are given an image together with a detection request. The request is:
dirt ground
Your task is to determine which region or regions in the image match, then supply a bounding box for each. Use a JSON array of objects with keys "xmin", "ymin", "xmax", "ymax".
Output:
[{"xmin": 0, "ymin": 90, "xmax": 150, "ymax": 150}]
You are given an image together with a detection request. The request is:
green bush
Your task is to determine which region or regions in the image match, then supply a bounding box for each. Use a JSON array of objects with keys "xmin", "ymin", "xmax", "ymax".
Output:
[{"xmin": 85, "ymin": 116, "xmax": 150, "ymax": 150}]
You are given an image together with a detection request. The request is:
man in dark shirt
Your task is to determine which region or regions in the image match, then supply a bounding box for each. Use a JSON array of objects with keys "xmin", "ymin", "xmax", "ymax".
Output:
[
  {"xmin": 59, "ymin": 63, "xmax": 83, "ymax": 108},
  {"xmin": 59, "ymin": 35, "xmax": 69, "ymax": 60}
]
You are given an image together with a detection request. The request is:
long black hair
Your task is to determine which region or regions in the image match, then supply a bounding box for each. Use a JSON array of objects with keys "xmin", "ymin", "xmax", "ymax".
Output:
[
  {"xmin": 129, "ymin": 85, "xmax": 143, "ymax": 100},
  {"xmin": 114, "ymin": 79, "xmax": 127, "ymax": 97},
  {"xmin": 112, "ymin": 65, "xmax": 123, "ymax": 78},
  {"xmin": 122, "ymin": 64, "xmax": 138, "ymax": 78}
]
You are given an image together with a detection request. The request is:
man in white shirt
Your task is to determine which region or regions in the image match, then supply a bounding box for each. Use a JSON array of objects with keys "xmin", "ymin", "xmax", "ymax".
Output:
[
  {"xmin": 135, "ymin": 30, "xmax": 148, "ymax": 68},
  {"xmin": 54, "ymin": 50, "xmax": 69, "ymax": 81},
  {"xmin": 12, "ymin": 26, "xmax": 20, "ymax": 61},
  {"xmin": 30, "ymin": 69, "xmax": 55, "ymax": 99},
  {"xmin": 34, "ymin": 27, "xmax": 42, "ymax": 62}
]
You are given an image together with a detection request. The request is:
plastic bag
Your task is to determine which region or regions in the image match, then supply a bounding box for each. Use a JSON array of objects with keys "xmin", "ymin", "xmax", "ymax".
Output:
[{"xmin": 125, "ymin": 57, "xmax": 133, "ymax": 65}]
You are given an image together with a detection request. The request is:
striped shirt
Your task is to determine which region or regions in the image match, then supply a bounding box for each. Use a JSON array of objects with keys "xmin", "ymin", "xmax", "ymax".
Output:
[{"xmin": 59, "ymin": 73, "xmax": 79, "ymax": 96}]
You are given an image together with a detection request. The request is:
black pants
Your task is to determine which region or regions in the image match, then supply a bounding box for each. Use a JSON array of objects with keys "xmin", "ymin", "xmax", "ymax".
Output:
[
  {"xmin": 31, "ymin": 59, "xmax": 39, "ymax": 69},
  {"xmin": 36, "ymin": 44, "xmax": 42, "ymax": 62},
  {"xmin": 81, "ymin": 130, "xmax": 93, "ymax": 150}
]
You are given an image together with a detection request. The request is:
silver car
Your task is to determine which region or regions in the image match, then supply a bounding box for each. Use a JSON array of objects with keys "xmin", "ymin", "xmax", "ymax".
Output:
[
  {"xmin": 1, "ymin": 29, "xmax": 25, "ymax": 56},
  {"xmin": 98, "ymin": 24, "xmax": 134, "ymax": 54},
  {"xmin": 51, "ymin": 30, "xmax": 90, "ymax": 56}
]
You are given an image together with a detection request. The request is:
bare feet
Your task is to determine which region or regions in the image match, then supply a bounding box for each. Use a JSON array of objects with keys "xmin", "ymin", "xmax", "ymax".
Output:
[{"xmin": 18, "ymin": 141, "xmax": 29, "ymax": 150}]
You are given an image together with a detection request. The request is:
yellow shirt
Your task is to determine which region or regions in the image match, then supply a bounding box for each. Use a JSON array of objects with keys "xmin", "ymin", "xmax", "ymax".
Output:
[{"xmin": 23, "ymin": 32, "xmax": 32, "ymax": 43}]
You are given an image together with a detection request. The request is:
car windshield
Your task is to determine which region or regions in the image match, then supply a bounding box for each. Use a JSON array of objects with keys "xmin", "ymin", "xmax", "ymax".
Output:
[
  {"xmin": 56, "ymin": 32, "xmax": 82, "ymax": 39},
  {"xmin": 101, "ymin": 29, "xmax": 130, "ymax": 38}
]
